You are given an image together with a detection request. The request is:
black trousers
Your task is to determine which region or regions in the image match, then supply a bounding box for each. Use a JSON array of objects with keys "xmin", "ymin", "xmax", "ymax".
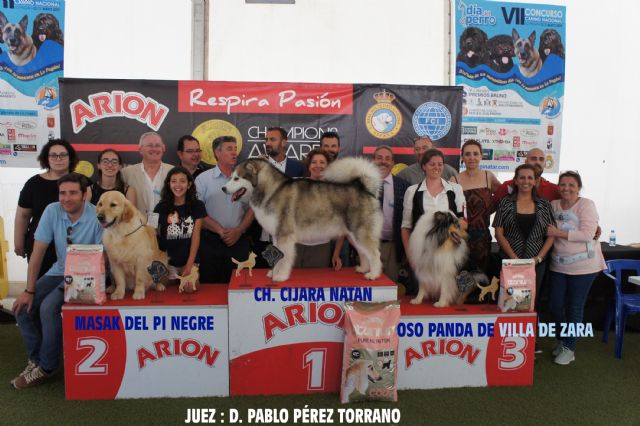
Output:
[{"xmin": 198, "ymin": 230, "xmax": 250, "ymax": 284}]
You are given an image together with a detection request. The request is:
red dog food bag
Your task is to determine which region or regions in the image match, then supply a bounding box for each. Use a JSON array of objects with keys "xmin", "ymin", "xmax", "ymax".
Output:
[
  {"xmin": 498, "ymin": 259, "xmax": 536, "ymax": 312},
  {"xmin": 64, "ymin": 245, "xmax": 106, "ymax": 305},
  {"xmin": 340, "ymin": 301, "xmax": 401, "ymax": 403}
]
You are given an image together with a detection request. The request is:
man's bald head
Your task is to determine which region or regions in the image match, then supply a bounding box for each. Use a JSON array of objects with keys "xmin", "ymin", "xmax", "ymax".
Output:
[
  {"xmin": 525, "ymin": 148, "xmax": 545, "ymax": 175},
  {"xmin": 414, "ymin": 137, "xmax": 433, "ymax": 162}
]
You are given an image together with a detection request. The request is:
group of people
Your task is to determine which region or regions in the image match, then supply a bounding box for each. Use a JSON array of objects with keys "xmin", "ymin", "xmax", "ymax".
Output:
[{"xmin": 10, "ymin": 130, "xmax": 604, "ymax": 390}]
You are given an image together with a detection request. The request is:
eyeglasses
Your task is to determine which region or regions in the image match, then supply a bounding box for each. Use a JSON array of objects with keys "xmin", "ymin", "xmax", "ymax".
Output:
[
  {"xmin": 66, "ymin": 226, "xmax": 73, "ymax": 245},
  {"xmin": 49, "ymin": 153, "xmax": 69, "ymax": 160},
  {"xmin": 183, "ymin": 149, "xmax": 202, "ymax": 154},
  {"xmin": 100, "ymin": 159, "xmax": 120, "ymax": 166}
]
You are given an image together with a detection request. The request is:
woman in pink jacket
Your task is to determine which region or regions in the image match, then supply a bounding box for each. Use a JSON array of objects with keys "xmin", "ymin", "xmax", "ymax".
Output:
[{"xmin": 546, "ymin": 171, "xmax": 606, "ymax": 365}]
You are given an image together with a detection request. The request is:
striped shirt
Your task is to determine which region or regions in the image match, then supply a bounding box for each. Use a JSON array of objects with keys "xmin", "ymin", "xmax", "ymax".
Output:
[{"xmin": 492, "ymin": 195, "xmax": 555, "ymax": 259}]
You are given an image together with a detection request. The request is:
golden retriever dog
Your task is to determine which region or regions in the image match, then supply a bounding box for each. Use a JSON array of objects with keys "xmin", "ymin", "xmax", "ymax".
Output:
[{"xmin": 96, "ymin": 191, "xmax": 168, "ymax": 300}]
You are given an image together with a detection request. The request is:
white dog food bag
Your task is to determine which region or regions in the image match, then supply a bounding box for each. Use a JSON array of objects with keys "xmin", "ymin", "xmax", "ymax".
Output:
[
  {"xmin": 64, "ymin": 245, "xmax": 106, "ymax": 305},
  {"xmin": 340, "ymin": 301, "xmax": 401, "ymax": 403},
  {"xmin": 498, "ymin": 259, "xmax": 536, "ymax": 312}
]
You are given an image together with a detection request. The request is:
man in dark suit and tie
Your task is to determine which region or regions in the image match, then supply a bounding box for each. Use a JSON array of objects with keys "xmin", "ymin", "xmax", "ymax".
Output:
[
  {"xmin": 264, "ymin": 127, "xmax": 306, "ymax": 177},
  {"xmin": 372, "ymin": 145, "xmax": 409, "ymax": 282}
]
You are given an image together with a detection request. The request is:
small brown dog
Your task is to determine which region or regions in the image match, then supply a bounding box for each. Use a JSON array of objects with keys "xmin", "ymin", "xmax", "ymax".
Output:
[
  {"xmin": 177, "ymin": 265, "xmax": 199, "ymax": 294},
  {"xmin": 0, "ymin": 13, "xmax": 37, "ymax": 66}
]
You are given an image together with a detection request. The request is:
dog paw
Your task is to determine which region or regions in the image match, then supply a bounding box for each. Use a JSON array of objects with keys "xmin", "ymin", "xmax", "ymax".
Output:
[
  {"xmin": 266, "ymin": 270, "xmax": 273, "ymax": 278},
  {"xmin": 434, "ymin": 300, "xmax": 449, "ymax": 308},
  {"xmin": 132, "ymin": 290, "xmax": 146, "ymax": 300},
  {"xmin": 153, "ymin": 283, "xmax": 166, "ymax": 292},
  {"xmin": 409, "ymin": 297, "xmax": 422, "ymax": 305},
  {"xmin": 364, "ymin": 271, "xmax": 380, "ymax": 280},
  {"xmin": 105, "ymin": 284, "xmax": 116, "ymax": 294},
  {"xmin": 355, "ymin": 265, "xmax": 368, "ymax": 273},
  {"xmin": 110, "ymin": 291, "xmax": 125, "ymax": 300},
  {"xmin": 272, "ymin": 273, "xmax": 290, "ymax": 282}
]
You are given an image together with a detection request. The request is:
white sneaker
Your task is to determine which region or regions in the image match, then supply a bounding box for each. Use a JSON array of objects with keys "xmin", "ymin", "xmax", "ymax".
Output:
[
  {"xmin": 10, "ymin": 359, "xmax": 37, "ymax": 386},
  {"xmin": 554, "ymin": 347, "xmax": 575, "ymax": 365},
  {"xmin": 552, "ymin": 341, "xmax": 564, "ymax": 357}
]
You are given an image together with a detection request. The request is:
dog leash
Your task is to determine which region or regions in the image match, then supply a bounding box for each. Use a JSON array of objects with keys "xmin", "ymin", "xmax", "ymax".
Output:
[{"xmin": 123, "ymin": 220, "xmax": 145, "ymax": 238}]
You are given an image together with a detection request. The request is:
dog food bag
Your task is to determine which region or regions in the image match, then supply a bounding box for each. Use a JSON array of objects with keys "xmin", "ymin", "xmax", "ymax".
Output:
[
  {"xmin": 498, "ymin": 259, "xmax": 536, "ymax": 312},
  {"xmin": 340, "ymin": 301, "xmax": 401, "ymax": 403},
  {"xmin": 64, "ymin": 244, "xmax": 106, "ymax": 305}
]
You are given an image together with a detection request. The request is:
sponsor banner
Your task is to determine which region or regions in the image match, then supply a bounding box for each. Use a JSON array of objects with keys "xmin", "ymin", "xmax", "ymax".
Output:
[
  {"xmin": 398, "ymin": 302, "xmax": 535, "ymax": 389},
  {"xmin": 62, "ymin": 286, "xmax": 229, "ymax": 399},
  {"xmin": 0, "ymin": 0, "xmax": 64, "ymax": 167},
  {"xmin": 228, "ymin": 268, "xmax": 397, "ymax": 396},
  {"xmin": 58, "ymin": 78, "xmax": 462, "ymax": 176},
  {"xmin": 454, "ymin": 0, "xmax": 565, "ymax": 172}
]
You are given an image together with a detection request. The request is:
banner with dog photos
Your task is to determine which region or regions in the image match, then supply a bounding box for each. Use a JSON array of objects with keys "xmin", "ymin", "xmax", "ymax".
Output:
[
  {"xmin": 58, "ymin": 78, "xmax": 462, "ymax": 177},
  {"xmin": 454, "ymin": 0, "xmax": 566, "ymax": 173},
  {"xmin": 0, "ymin": 0, "xmax": 65, "ymax": 168}
]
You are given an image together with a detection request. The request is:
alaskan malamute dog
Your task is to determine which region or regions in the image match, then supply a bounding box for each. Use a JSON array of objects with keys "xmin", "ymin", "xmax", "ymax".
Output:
[
  {"xmin": 409, "ymin": 211, "xmax": 469, "ymax": 307},
  {"xmin": 222, "ymin": 158, "xmax": 383, "ymax": 282}
]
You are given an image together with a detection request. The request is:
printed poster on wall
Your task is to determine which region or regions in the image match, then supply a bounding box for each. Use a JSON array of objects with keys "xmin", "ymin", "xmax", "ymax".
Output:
[
  {"xmin": 0, "ymin": 0, "xmax": 64, "ymax": 168},
  {"xmin": 58, "ymin": 79, "xmax": 462, "ymax": 178},
  {"xmin": 454, "ymin": 0, "xmax": 565, "ymax": 173}
]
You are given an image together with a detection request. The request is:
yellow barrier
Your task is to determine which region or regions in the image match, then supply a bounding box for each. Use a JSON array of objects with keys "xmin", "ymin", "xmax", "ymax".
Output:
[{"xmin": 0, "ymin": 216, "xmax": 8, "ymax": 299}]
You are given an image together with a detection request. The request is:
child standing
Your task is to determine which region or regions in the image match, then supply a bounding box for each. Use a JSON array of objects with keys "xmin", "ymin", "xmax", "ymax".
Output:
[{"xmin": 154, "ymin": 166, "xmax": 205, "ymax": 291}]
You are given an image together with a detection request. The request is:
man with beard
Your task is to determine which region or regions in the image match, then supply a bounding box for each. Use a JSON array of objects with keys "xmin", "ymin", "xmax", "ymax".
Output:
[
  {"xmin": 12, "ymin": 173, "xmax": 102, "ymax": 389},
  {"xmin": 320, "ymin": 131, "xmax": 341, "ymax": 160},
  {"xmin": 493, "ymin": 148, "xmax": 560, "ymax": 203},
  {"xmin": 264, "ymin": 127, "xmax": 305, "ymax": 177}
]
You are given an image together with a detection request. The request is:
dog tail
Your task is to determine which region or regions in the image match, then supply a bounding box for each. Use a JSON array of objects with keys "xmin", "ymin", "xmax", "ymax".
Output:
[
  {"xmin": 322, "ymin": 157, "xmax": 382, "ymax": 197},
  {"xmin": 231, "ymin": 257, "xmax": 240, "ymax": 265}
]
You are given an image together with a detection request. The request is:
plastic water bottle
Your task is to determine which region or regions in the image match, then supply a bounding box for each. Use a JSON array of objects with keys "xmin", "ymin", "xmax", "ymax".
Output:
[{"xmin": 609, "ymin": 230, "xmax": 617, "ymax": 247}]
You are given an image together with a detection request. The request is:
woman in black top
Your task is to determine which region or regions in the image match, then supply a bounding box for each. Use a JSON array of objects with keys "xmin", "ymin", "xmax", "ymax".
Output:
[
  {"xmin": 493, "ymin": 163, "xmax": 555, "ymax": 294},
  {"xmin": 90, "ymin": 149, "xmax": 136, "ymax": 206},
  {"xmin": 15, "ymin": 139, "xmax": 78, "ymax": 278}
]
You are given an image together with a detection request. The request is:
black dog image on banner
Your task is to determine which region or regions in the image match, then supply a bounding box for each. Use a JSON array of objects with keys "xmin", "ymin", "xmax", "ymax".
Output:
[
  {"xmin": 31, "ymin": 13, "xmax": 63, "ymax": 49},
  {"xmin": 486, "ymin": 34, "xmax": 515, "ymax": 73},
  {"xmin": 457, "ymin": 27, "xmax": 488, "ymax": 68},
  {"xmin": 538, "ymin": 29, "xmax": 564, "ymax": 62}
]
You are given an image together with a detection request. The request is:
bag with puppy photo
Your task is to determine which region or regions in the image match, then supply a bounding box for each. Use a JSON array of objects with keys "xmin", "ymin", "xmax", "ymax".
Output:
[
  {"xmin": 498, "ymin": 259, "xmax": 536, "ymax": 312},
  {"xmin": 340, "ymin": 301, "xmax": 400, "ymax": 403},
  {"xmin": 64, "ymin": 245, "xmax": 106, "ymax": 305}
]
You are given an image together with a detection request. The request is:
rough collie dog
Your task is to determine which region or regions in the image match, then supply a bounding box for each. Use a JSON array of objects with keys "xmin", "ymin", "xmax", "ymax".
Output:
[{"xmin": 409, "ymin": 211, "xmax": 469, "ymax": 307}]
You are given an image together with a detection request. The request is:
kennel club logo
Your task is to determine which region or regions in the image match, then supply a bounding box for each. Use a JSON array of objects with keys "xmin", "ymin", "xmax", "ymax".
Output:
[
  {"xmin": 70, "ymin": 91, "xmax": 170, "ymax": 133},
  {"xmin": 412, "ymin": 101, "xmax": 452, "ymax": 141},
  {"xmin": 365, "ymin": 89, "xmax": 402, "ymax": 139}
]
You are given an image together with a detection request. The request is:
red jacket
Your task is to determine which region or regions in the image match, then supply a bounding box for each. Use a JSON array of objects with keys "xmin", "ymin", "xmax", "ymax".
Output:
[{"xmin": 493, "ymin": 177, "xmax": 560, "ymax": 205}]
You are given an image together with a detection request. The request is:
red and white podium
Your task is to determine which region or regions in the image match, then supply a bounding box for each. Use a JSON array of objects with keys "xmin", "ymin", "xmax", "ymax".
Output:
[
  {"xmin": 228, "ymin": 268, "xmax": 398, "ymax": 396},
  {"xmin": 397, "ymin": 298, "xmax": 535, "ymax": 389},
  {"xmin": 62, "ymin": 285, "xmax": 229, "ymax": 399}
]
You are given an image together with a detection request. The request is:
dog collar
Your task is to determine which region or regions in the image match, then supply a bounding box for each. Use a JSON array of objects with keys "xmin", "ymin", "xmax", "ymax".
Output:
[{"xmin": 124, "ymin": 221, "xmax": 145, "ymax": 238}]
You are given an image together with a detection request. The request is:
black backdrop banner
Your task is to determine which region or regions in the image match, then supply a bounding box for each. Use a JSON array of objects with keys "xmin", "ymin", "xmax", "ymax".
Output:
[{"xmin": 59, "ymin": 78, "xmax": 462, "ymax": 177}]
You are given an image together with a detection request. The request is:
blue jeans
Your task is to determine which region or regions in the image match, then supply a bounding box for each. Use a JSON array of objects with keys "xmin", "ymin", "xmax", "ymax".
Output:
[
  {"xmin": 15, "ymin": 275, "xmax": 64, "ymax": 371},
  {"xmin": 548, "ymin": 271, "xmax": 599, "ymax": 351}
]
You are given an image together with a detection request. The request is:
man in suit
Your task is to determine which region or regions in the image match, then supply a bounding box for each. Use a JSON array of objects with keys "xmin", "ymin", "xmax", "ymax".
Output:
[
  {"xmin": 372, "ymin": 145, "xmax": 410, "ymax": 282},
  {"xmin": 122, "ymin": 132, "xmax": 173, "ymax": 217},
  {"xmin": 264, "ymin": 127, "xmax": 306, "ymax": 177}
]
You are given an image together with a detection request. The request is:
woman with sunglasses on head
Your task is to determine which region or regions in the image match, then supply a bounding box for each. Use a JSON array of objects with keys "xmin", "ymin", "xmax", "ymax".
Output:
[
  {"xmin": 15, "ymin": 139, "xmax": 78, "ymax": 279},
  {"xmin": 546, "ymin": 171, "xmax": 606, "ymax": 365},
  {"xmin": 90, "ymin": 149, "xmax": 137, "ymax": 206}
]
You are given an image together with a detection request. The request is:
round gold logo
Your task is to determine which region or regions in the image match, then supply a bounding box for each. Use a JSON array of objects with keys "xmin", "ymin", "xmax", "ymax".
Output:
[
  {"xmin": 365, "ymin": 90, "xmax": 402, "ymax": 140},
  {"xmin": 75, "ymin": 160, "xmax": 94, "ymax": 178},
  {"xmin": 192, "ymin": 120, "xmax": 243, "ymax": 166}
]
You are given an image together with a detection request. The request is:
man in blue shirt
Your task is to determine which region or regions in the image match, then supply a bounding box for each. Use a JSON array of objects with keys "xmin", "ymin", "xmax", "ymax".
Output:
[{"xmin": 11, "ymin": 173, "xmax": 103, "ymax": 389}]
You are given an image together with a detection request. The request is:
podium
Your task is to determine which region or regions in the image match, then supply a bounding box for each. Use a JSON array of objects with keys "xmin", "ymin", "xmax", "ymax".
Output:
[
  {"xmin": 397, "ymin": 298, "xmax": 535, "ymax": 389},
  {"xmin": 228, "ymin": 268, "xmax": 398, "ymax": 396},
  {"xmin": 62, "ymin": 285, "xmax": 229, "ymax": 399}
]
